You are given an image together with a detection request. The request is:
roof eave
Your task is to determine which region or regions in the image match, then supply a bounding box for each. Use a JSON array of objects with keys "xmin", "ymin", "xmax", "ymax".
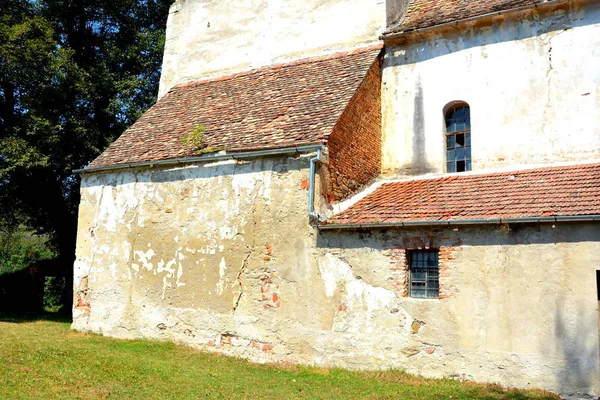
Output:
[
  {"xmin": 380, "ymin": 0, "xmax": 570, "ymax": 41},
  {"xmin": 74, "ymin": 144, "xmax": 326, "ymax": 175},
  {"xmin": 318, "ymin": 214, "xmax": 600, "ymax": 230}
]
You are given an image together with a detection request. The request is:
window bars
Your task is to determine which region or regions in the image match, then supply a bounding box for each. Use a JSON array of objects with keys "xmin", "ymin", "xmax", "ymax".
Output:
[{"xmin": 409, "ymin": 250, "xmax": 439, "ymax": 299}]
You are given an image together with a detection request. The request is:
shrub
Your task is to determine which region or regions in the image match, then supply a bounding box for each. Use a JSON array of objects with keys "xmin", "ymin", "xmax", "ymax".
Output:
[{"xmin": 0, "ymin": 228, "xmax": 56, "ymax": 276}]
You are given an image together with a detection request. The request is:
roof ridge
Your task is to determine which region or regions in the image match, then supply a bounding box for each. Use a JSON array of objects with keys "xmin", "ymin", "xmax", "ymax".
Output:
[{"xmin": 170, "ymin": 43, "xmax": 383, "ymax": 92}]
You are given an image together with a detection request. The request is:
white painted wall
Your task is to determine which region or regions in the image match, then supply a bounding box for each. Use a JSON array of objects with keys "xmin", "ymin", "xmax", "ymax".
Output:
[
  {"xmin": 381, "ymin": 3, "xmax": 600, "ymax": 176},
  {"xmin": 158, "ymin": 0, "xmax": 386, "ymax": 97}
]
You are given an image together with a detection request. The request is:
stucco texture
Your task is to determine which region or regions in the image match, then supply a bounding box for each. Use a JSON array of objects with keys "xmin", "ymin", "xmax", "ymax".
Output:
[
  {"xmin": 158, "ymin": 0, "xmax": 386, "ymax": 97},
  {"xmin": 73, "ymin": 156, "xmax": 600, "ymax": 397},
  {"xmin": 381, "ymin": 2, "xmax": 600, "ymax": 176}
]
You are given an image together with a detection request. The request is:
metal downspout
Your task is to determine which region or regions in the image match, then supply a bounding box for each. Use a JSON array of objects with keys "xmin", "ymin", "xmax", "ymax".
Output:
[{"xmin": 308, "ymin": 148, "xmax": 322, "ymax": 221}]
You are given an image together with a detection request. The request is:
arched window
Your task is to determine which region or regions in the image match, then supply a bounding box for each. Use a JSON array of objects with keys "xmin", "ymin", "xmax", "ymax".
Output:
[{"xmin": 445, "ymin": 103, "xmax": 471, "ymax": 173}]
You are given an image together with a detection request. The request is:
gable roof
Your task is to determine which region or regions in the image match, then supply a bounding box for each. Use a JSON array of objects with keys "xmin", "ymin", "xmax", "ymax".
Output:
[
  {"xmin": 87, "ymin": 45, "xmax": 382, "ymax": 170},
  {"xmin": 323, "ymin": 163, "xmax": 600, "ymax": 228},
  {"xmin": 386, "ymin": 0, "xmax": 548, "ymax": 35}
]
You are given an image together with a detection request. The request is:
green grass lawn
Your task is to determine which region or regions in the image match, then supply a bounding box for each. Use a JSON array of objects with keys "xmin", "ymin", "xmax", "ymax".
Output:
[{"xmin": 0, "ymin": 313, "xmax": 559, "ymax": 400}]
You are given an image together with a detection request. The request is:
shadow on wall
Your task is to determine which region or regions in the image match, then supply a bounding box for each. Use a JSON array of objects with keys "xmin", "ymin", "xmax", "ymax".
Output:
[
  {"xmin": 316, "ymin": 222, "xmax": 600, "ymax": 396},
  {"xmin": 549, "ymin": 299, "xmax": 600, "ymax": 397},
  {"xmin": 384, "ymin": 2, "xmax": 600, "ymax": 67},
  {"xmin": 409, "ymin": 76, "xmax": 436, "ymax": 175},
  {"xmin": 80, "ymin": 154, "xmax": 307, "ymax": 190},
  {"xmin": 317, "ymin": 222, "xmax": 600, "ymax": 249}
]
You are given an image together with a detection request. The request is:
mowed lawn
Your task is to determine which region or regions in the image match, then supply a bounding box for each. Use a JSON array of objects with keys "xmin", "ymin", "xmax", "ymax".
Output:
[{"xmin": 0, "ymin": 314, "xmax": 559, "ymax": 400}]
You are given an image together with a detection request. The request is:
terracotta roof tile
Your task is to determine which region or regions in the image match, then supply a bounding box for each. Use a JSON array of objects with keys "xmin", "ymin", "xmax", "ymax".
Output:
[
  {"xmin": 387, "ymin": 0, "xmax": 546, "ymax": 34},
  {"xmin": 324, "ymin": 163, "xmax": 600, "ymax": 226},
  {"xmin": 88, "ymin": 45, "xmax": 382, "ymax": 169}
]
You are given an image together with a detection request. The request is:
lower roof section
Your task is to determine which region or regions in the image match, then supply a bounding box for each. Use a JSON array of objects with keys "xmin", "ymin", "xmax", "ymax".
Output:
[{"xmin": 321, "ymin": 163, "xmax": 600, "ymax": 229}]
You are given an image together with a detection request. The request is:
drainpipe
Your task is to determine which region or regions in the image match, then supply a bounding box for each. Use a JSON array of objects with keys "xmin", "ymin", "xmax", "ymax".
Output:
[{"xmin": 308, "ymin": 148, "xmax": 322, "ymax": 221}]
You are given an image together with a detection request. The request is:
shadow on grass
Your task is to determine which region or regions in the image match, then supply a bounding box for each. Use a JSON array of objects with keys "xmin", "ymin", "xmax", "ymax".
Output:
[{"xmin": 0, "ymin": 311, "xmax": 72, "ymax": 324}]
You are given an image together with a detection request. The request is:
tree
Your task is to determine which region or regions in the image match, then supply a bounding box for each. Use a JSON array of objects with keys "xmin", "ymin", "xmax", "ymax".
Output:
[{"xmin": 0, "ymin": 0, "xmax": 171, "ymax": 310}]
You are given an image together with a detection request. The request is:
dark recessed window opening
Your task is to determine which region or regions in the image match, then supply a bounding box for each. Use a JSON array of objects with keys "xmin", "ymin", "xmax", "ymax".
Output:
[
  {"xmin": 596, "ymin": 270, "xmax": 599, "ymax": 301},
  {"xmin": 409, "ymin": 250, "xmax": 439, "ymax": 299},
  {"xmin": 446, "ymin": 104, "xmax": 471, "ymax": 173}
]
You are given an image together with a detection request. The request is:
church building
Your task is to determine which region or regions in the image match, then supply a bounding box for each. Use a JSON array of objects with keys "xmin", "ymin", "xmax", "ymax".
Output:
[{"xmin": 73, "ymin": 0, "xmax": 600, "ymax": 396}]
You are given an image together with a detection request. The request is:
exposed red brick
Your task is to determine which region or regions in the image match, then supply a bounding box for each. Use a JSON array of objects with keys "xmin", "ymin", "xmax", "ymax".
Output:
[
  {"xmin": 325, "ymin": 163, "xmax": 600, "ymax": 225},
  {"xmin": 262, "ymin": 344, "xmax": 273, "ymax": 352},
  {"xmin": 76, "ymin": 293, "xmax": 90, "ymax": 309},
  {"xmin": 300, "ymin": 178, "xmax": 310, "ymax": 191},
  {"xmin": 385, "ymin": 236, "xmax": 460, "ymax": 299},
  {"xmin": 327, "ymin": 54, "xmax": 382, "ymax": 201}
]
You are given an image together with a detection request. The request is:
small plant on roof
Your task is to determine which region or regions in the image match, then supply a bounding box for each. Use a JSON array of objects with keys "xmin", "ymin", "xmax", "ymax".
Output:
[{"xmin": 180, "ymin": 124, "xmax": 223, "ymax": 154}]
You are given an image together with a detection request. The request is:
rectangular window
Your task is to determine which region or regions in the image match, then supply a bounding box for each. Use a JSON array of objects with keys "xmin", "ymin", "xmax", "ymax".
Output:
[
  {"xmin": 596, "ymin": 270, "xmax": 600, "ymax": 301},
  {"xmin": 409, "ymin": 250, "xmax": 439, "ymax": 299}
]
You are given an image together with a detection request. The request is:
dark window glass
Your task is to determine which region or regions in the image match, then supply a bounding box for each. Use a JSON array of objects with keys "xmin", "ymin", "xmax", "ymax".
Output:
[
  {"xmin": 409, "ymin": 250, "xmax": 439, "ymax": 299},
  {"xmin": 445, "ymin": 104, "xmax": 471, "ymax": 173},
  {"xmin": 596, "ymin": 270, "xmax": 600, "ymax": 301}
]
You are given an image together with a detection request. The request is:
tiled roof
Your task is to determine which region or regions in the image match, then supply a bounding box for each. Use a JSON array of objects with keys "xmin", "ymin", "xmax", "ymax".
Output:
[
  {"xmin": 88, "ymin": 45, "xmax": 382, "ymax": 170},
  {"xmin": 386, "ymin": 0, "xmax": 546, "ymax": 34},
  {"xmin": 324, "ymin": 163, "xmax": 600, "ymax": 227}
]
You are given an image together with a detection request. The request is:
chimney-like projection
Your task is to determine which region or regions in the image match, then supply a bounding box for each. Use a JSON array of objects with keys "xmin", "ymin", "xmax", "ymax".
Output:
[{"xmin": 386, "ymin": 0, "xmax": 410, "ymax": 28}]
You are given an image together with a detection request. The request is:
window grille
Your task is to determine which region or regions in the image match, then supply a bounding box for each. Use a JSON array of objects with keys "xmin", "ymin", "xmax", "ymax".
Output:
[
  {"xmin": 446, "ymin": 104, "xmax": 471, "ymax": 173},
  {"xmin": 409, "ymin": 250, "xmax": 439, "ymax": 299}
]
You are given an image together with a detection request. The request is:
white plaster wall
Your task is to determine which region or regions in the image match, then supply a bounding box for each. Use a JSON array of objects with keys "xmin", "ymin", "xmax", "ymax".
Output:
[
  {"xmin": 317, "ymin": 225, "xmax": 600, "ymax": 397},
  {"xmin": 72, "ymin": 156, "xmax": 600, "ymax": 396},
  {"xmin": 158, "ymin": 0, "xmax": 386, "ymax": 97},
  {"xmin": 381, "ymin": 3, "xmax": 600, "ymax": 176}
]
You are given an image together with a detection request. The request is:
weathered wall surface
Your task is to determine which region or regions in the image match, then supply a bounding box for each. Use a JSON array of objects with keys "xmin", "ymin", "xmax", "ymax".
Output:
[
  {"xmin": 158, "ymin": 0, "xmax": 386, "ymax": 97},
  {"xmin": 73, "ymin": 155, "xmax": 324, "ymax": 354},
  {"xmin": 381, "ymin": 2, "xmax": 600, "ymax": 176},
  {"xmin": 73, "ymin": 165, "xmax": 600, "ymax": 397},
  {"xmin": 318, "ymin": 224, "xmax": 600, "ymax": 397},
  {"xmin": 327, "ymin": 56, "xmax": 382, "ymax": 202}
]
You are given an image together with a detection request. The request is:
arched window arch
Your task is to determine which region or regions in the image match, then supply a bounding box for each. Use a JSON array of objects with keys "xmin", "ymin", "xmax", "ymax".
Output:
[{"xmin": 445, "ymin": 102, "xmax": 471, "ymax": 173}]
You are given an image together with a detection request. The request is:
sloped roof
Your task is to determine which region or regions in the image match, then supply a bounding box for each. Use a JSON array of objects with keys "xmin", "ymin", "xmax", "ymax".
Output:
[
  {"xmin": 88, "ymin": 45, "xmax": 382, "ymax": 170},
  {"xmin": 386, "ymin": 0, "xmax": 547, "ymax": 35},
  {"xmin": 324, "ymin": 163, "xmax": 600, "ymax": 227}
]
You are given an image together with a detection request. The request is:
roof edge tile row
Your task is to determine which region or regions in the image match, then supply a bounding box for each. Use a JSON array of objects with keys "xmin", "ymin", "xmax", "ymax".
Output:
[{"xmin": 323, "ymin": 162, "xmax": 600, "ymax": 228}]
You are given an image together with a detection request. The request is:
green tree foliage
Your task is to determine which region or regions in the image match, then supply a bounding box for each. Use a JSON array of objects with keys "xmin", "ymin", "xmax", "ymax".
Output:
[
  {"xmin": 0, "ymin": 0, "xmax": 171, "ymax": 306},
  {"xmin": 0, "ymin": 228, "xmax": 55, "ymax": 276}
]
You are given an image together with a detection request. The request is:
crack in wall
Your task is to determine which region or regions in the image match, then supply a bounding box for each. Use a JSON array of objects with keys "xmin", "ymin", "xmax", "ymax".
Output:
[
  {"xmin": 231, "ymin": 254, "xmax": 249, "ymax": 314},
  {"xmin": 542, "ymin": 28, "xmax": 570, "ymax": 149},
  {"xmin": 230, "ymin": 160, "xmax": 265, "ymax": 314}
]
